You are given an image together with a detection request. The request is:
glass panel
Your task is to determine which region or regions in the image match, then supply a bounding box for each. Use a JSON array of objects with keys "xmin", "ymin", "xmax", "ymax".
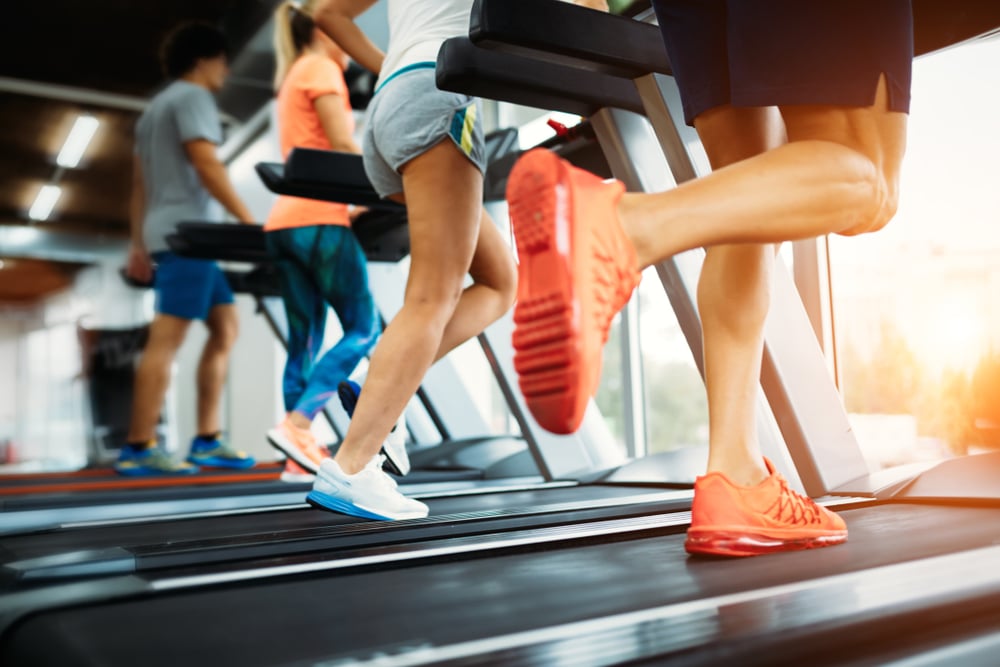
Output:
[
  {"xmin": 595, "ymin": 314, "xmax": 626, "ymax": 451},
  {"xmin": 829, "ymin": 39, "xmax": 1000, "ymax": 470},
  {"xmin": 637, "ymin": 266, "xmax": 708, "ymax": 454}
]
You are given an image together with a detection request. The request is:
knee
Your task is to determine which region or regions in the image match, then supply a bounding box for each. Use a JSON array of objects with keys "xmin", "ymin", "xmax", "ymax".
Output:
[
  {"xmin": 860, "ymin": 172, "xmax": 901, "ymax": 234},
  {"xmin": 208, "ymin": 316, "xmax": 239, "ymax": 351},
  {"xmin": 403, "ymin": 281, "xmax": 464, "ymax": 330},
  {"xmin": 840, "ymin": 156, "xmax": 901, "ymax": 236},
  {"xmin": 492, "ymin": 253, "xmax": 518, "ymax": 312}
]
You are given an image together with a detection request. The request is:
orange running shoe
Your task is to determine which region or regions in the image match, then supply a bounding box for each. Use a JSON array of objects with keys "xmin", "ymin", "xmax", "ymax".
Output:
[
  {"xmin": 685, "ymin": 458, "xmax": 848, "ymax": 557},
  {"xmin": 267, "ymin": 417, "xmax": 329, "ymax": 474},
  {"xmin": 507, "ymin": 149, "xmax": 641, "ymax": 434},
  {"xmin": 280, "ymin": 459, "xmax": 315, "ymax": 483}
]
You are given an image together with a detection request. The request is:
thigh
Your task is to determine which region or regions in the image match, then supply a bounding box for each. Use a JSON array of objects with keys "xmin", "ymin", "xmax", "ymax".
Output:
[
  {"xmin": 313, "ymin": 226, "xmax": 377, "ymax": 333},
  {"xmin": 399, "ymin": 139, "xmax": 484, "ymax": 300},
  {"xmin": 205, "ymin": 302, "xmax": 239, "ymax": 346},
  {"xmin": 694, "ymin": 105, "xmax": 784, "ymax": 169},
  {"xmin": 267, "ymin": 229, "xmax": 326, "ymax": 346},
  {"xmin": 145, "ymin": 313, "xmax": 191, "ymax": 352}
]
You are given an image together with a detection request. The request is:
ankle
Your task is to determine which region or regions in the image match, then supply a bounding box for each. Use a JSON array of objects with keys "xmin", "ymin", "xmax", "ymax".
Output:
[
  {"xmin": 126, "ymin": 439, "xmax": 156, "ymax": 451},
  {"xmin": 286, "ymin": 411, "xmax": 312, "ymax": 431},
  {"xmin": 706, "ymin": 454, "xmax": 769, "ymax": 487},
  {"xmin": 333, "ymin": 452, "xmax": 368, "ymax": 476},
  {"xmin": 616, "ymin": 193, "xmax": 647, "ymax": 269}
]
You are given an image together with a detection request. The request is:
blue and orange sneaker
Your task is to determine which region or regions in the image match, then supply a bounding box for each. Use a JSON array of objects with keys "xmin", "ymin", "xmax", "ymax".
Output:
[
  {"xmin": 187, "ymin": 435, "xmax": 255, "ymax": 470},
  {"xmin": 506, "ymin": 148, "xmax": 641, "ymax": 434},
  {"xmin": 280, "ymin": 458, "xmax": 315, "ymax": 483},
  {"xmin": 115, "ymin": 443, "xmax": 199, "ymax": 476},
  {"xmin": 267, "ymin": 417, "xmax": 329, "ymax": 474},
  {"xmin": 685, "ymin": 458, "xmax": 848, "ymax": 557}
]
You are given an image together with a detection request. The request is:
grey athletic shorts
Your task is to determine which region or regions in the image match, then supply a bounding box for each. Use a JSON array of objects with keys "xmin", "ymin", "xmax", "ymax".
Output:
[{"xmin": 363, "ymin": 63, "xmax": 486, "ymax": 198}]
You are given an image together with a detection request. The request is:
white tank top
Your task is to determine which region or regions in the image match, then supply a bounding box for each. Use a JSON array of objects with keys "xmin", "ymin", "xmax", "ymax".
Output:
[{"xmin": 375, "ymin": 0, "xmax": 475, "ymax": 90}]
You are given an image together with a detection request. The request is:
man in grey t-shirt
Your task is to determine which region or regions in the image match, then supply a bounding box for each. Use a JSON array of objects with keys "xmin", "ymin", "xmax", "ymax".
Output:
[{"xmin": 120, "ymin": 23, "xmax": 256, "ymax": 476}]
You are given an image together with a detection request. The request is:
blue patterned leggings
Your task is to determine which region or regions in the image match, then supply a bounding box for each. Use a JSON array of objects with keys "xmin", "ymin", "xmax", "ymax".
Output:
[{"xmin": 266, "ymin": 225, "xmax": 379, "ymax": 419}]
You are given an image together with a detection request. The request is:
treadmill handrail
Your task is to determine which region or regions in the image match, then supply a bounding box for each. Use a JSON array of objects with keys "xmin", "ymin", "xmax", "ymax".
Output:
[
  {"xmin": 436, "ymin": 37, "xmax": 646, "ymax": 115},
  {"xmin": 255, "ymin": 149, "xmax": 403, "ymax": 210},
  {"xmin": 469, "ymin": 0, "xmax": 671, "ymax": 78}
]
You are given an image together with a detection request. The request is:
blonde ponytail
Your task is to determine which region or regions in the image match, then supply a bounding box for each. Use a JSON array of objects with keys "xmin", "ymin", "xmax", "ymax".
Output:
[{"xmin": 272, "ymin": 0, "xmax": 319, "ymax": 90}]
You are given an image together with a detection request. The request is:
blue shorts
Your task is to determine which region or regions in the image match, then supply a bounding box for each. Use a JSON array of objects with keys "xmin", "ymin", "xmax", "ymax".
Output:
[
  {"xmin": 652, "ymin": 0, "xmax": 913, "ymax": 126},
  {"xmin": 151, "ymin": 252, "xmax": 234, "ymax": 321}
]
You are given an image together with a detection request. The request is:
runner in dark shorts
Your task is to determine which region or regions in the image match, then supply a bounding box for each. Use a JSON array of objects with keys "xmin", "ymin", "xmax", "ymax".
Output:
[{"xmin": 506, "ymin": 1, "xmax": 913, "ymax": 556}]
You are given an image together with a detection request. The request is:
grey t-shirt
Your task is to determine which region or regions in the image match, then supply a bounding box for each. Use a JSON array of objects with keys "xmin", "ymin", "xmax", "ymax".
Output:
[{"xmin": 135, "ymin": 80, "xmax": 224, "ymax": 252}]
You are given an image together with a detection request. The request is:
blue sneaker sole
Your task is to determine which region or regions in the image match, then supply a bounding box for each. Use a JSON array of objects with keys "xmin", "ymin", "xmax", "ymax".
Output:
[
  {"xmin": 186, "ymin": 456, "xmax": 255, "ymax": 470},
  {"xmin": 306, "ymin": 490, "xmax": 394, "ymax": 521}
]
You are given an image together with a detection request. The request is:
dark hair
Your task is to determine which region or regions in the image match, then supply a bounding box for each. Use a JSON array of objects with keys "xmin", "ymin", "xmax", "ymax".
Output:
[{"xmin": 160, "ymin": 22, "xmax": 229, "ymax": 79}]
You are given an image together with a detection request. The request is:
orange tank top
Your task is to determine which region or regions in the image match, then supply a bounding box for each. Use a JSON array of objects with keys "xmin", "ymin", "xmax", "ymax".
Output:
[{"xmin": 265, "ymin": 54, "xmax": 354, "ymax": 231}]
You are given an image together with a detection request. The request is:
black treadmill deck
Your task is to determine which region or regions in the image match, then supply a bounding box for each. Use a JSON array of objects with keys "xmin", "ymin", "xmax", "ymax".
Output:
[{"xmin": 3, "ymin": 503, "xmax": 999, "ymax": 666}]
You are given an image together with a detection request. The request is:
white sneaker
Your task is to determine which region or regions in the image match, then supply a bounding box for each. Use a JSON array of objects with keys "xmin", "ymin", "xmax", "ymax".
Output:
[
  {"xmin": 307, "ymin": 455, "xmax": 428, "ymax": 521},
  {"xmin": 381, "ymin": 416, "xmax": 411, "ymax": 477}
]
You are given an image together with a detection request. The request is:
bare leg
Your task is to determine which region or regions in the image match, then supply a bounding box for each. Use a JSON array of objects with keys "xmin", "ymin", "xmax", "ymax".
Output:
[
  {"xmin": 432, "ymin": 207, "xmax": 517, "ymax": 361},
  {"xmin": 196, "ymin": 304, "xmax": 238, "ymax": 435},
  {"xmin": 618, "ymin": 76, "xmax": 906, "ymax": 269},
  {"xmin": 626, "ymin": 78, "xmax": 905, "ymax": 485},
  {"xmin": 335, "ymin": 140, "xmax": 510, "ymax": 474},
  {"xmin": 695, "ymin": 107, "xmax": 784, "ymax": 485},
  {"xmin": 127, "ymin": 314, "xmax": 191, "ymax": 442}
]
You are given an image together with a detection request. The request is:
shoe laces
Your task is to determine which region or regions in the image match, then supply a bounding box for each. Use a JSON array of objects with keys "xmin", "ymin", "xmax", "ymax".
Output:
[
  {"xmin": 286, "ymin": 424, "xmax": 324, "ymax": 459},
  {"xmin": 591, "ymin": 247, "xmax": 637, "ymax": 345},
  {"xmin": 768, "ymin": 475, "xmax": 822, "ymax": 525}
]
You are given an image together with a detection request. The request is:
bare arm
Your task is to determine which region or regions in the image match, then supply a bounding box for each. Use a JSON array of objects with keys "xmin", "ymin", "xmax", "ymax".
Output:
[
  {"xmin": 184, "ymin": 139, "xmax": 255, "ymax": 224},
  {"xmin": 315, "ymin": 94, "xmax": 361, "ymax": 153},
  {"xmin": 313, "ymin": 0, "xmax": 384, "ymax": 75},
  {"xmin": 126, "ymin": 158, "xmax": 153, "ymax": 283}
]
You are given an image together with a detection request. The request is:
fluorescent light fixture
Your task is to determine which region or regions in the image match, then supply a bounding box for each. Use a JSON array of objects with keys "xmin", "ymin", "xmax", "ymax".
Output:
[
  {"xmin": 29, "ymin": 184, "xmax": 62, "ymax": 221},
  {"xmin": 56, "ymin": 115, "xmax": 99, "ymax": 168}
]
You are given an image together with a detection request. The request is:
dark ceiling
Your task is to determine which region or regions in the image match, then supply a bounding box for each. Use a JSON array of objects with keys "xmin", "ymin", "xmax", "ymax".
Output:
[{"xmin": 0, "ymin": 0, "xmax": 998, "ymax": 278}]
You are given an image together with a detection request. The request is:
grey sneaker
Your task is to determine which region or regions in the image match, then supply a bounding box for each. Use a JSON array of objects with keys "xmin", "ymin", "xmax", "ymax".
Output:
[{"xmin": 115, "ymin": 445, "xmax": 199, "ymax": 476}]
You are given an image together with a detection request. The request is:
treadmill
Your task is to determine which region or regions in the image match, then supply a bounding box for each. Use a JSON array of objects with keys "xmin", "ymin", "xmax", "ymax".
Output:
[
  {"xmin": 0, "ymin": 13, "xmax": 700, "ymax": 590},
  {"xmin": 4, "ymin": 3, "xmax": 1000, "ymax": 664},
  {"xmin": 0, "ymin": 137, "xmax": 543, "ymax": 534}
]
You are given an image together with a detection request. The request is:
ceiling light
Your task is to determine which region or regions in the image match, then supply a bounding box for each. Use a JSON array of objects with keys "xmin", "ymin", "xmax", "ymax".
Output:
[
  {"xmin": 56, "ymin": 115, "xmax": 100, "ymax": 168},
  {"xmin": 29, "ymin": 184, "xmax": 62, "ymax": 221}
]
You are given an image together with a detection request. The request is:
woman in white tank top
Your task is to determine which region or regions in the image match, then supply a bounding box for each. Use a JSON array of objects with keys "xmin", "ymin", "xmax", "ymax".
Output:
[{"xmin": 307, "ymin": 0, "xmax": 604, "ymax": 520}]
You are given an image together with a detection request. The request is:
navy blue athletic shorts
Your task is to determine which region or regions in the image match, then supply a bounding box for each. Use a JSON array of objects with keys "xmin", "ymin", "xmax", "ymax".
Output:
[{"xmin": 651, "ymin": 0, "xmax": 914, "ymax": 126}]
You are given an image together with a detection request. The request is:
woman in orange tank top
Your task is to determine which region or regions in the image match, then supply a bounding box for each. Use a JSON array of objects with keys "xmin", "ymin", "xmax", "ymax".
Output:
[{"xmin": 264, "ymin": 0, "xmax": 379, "ymax": 481}]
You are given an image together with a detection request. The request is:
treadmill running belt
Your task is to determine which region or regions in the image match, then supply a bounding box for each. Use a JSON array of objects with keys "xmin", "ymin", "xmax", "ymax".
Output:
[{"xmin": 4, "ymin": 503, "xmax": 999, "ymax": 666}]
